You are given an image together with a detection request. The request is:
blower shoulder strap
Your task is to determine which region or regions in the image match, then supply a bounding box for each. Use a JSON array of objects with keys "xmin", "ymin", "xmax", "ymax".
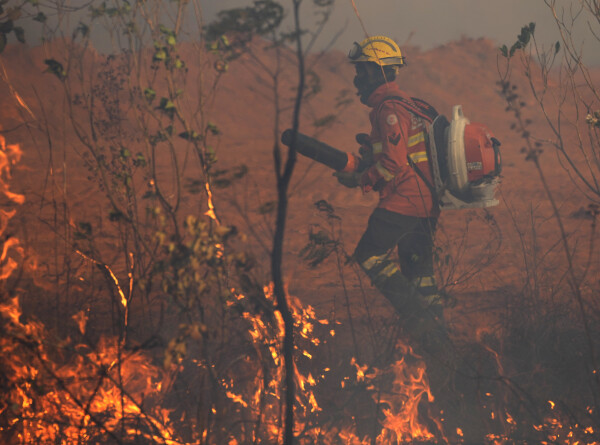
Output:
[
  {"xmin": 407, "ymin": 154, "xmax": 438, "ymax": 205},
  {"xmin": 381, "ymin": 95, "xmax": 439, "ymax": 123}
]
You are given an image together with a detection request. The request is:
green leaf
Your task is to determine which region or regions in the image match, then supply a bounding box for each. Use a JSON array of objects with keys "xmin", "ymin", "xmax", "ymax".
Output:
[
  {"xmin": 109, "ymin": 209, "xmax": 124, "ymax": 221},
  {"xmin": 206, "ymin": 122, "xmax": 220, "ymax": 135},
  {"xmin": 554, "ymin": 41, "xmax": 560, "ymax": 55},
  {"xmin": 143, "ymin": 87, "xmax": 156, "ymax": 102},
  {"xmin": 179, "ymin": 130, "xmax": 202, "ymax": 141},
  {"xmin": 90, "ymin": 3, "xmax": 106, "ymax": 19},
  {"xmin": 206, "ymin": 145, "xmax": 217, "ymax": 164},
  {"xmin": 134, "ymin": 153, "xmax": 147, "ymax": 167},
  {"xmin": 314, "ymin": 199, "xmax": 334, "ymax": 214},
  {"xmin": 158, "ymin": 97, "xmax": 175, "ymax": 110},
  {"xmin": 0, "ymin": 33, "xmax": 6, "ymax": 54},
  {"xmin": 124, "ymin": 21, "xmax": 136, "ymax": 34},
  {"xmin": 33, "ymin": 11, "xmax": 47, "ymax": 22},
  {"xmin": 258, "ymin": 201, "xmax": 276, "ymax": 215},
  {"xmin": 499, "ymin": 44, "xmax": 508, "ymax": 58},
  {"xmin": 232, "ymin": 164, "xmax": 248, "ymax": 179},
  {"xmin": 153, "ymin": 48, "xmax": 167, "ymax": 62},
  {"xmin": 78, "ymin": 222, "xmax": 93, "ymax": 236},
  {"xmin": 167, "ymin": 34, "xmax": 176, "ymax": 46},
  {"xmin": 44, "ymin": 58, "xmax": 66, "ymax": 80},
  {"xmin": 74, "ymin": 22, "xmax": 89, "ymax": 39},
  {"xmin": 517, "ymin": 23, "xmax": 533, "ymax": 47}
]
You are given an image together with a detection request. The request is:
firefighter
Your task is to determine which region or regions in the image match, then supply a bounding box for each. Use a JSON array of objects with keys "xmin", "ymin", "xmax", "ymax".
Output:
[
  {"xmin": 335, "ymin": 36, "xmax": 444, "ymax": 339},
  {"xmin": 336, "ymin": 36, "xmax": 490, "ymax": 444}
]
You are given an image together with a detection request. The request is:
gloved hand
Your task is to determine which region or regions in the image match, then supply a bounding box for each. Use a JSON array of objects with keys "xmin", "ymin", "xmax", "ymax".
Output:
[
  {"xmin": 333, "ymin": 171, "xmax": 361, "ymax": 188},
  {"xmin": 355, "ymin": 133, "xmax": 371, "ymax": 146},
  {"xmin": 356, "ymin": 133, "xmax": 374, "ymax": 167}
]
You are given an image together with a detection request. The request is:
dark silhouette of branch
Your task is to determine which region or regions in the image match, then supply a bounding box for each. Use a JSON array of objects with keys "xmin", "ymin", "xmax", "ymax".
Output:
[{"xmin": 271, "ymin": 1, "xmax": 305, "ymax": 443}]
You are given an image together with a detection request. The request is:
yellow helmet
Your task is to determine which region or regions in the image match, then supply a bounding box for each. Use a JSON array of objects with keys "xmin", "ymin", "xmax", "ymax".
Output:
[{"xmin": 348, "ymin": 36, "xmax": 405, "ymax": 67}]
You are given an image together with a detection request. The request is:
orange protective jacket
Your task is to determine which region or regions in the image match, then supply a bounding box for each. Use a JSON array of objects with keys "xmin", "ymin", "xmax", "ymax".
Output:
[{"xmin": 359, "ymin": 83, "xmax": 440, "ymax": 218}]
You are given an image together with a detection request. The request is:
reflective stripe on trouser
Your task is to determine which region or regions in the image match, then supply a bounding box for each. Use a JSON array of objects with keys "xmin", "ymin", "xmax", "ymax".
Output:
[
  {"xmin": 412, "ymin": 275, "xmax": 441, "ymax": 306},
  {"xmin": 361, "ymin": 255, "xmax": 440, "ymax": 311},
  {"xmin": 360, "ymin": 253, "xmax": 399, "ymax": 281},
  {"xmin": 360, "ymin": 254, "xmax": 424, "ymax": 317}
]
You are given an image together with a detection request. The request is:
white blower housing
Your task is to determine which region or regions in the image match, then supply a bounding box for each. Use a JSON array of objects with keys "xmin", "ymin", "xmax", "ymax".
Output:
[{"xmin": 427, "ymin": 105, "xmax": 501, "ymax": 210}]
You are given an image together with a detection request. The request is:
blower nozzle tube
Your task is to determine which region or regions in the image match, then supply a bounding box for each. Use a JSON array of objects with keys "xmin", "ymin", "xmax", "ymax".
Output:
[{"xmin": 281, "ymin": 129, "xmax": 360, "ymax": 172}]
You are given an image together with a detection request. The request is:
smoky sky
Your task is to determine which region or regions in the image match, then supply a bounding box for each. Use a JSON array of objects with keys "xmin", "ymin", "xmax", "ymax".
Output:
[
  {"xmin": 17, "ymin": 1, "xmax": 600, "ymax": 65},
  {"xmin": 204, "ymin": 0, "xmax": 600, "ymax": 65}
]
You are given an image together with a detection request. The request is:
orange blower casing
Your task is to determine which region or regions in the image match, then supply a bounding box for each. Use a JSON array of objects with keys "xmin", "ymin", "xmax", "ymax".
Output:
[{"xmin": 464, "ymin": 122, "xmax": 501, "ymax": 183}]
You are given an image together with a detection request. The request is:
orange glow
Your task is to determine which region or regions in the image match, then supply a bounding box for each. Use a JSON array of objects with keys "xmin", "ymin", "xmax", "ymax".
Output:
[
  {"xmin": 1, "ymin": 133, "xmax": 598, "ymax": 443},
  {"xmin": 72, "ymin": 310, "xmax": 89, "ymax": 335},
  {"xmin": 204, "ymin": 182, "xmax": 220, "ymax": 224},
  {"xmin": 1, "ymin": 297, "xmax": 187, "ymax": 444},
  {"xmin": 374, "ymin": 350, "xmax": 437, "ymax": 443},
  {"xmin": 350, "ymin": 342, "xmax": 441, "ymax": 444}
]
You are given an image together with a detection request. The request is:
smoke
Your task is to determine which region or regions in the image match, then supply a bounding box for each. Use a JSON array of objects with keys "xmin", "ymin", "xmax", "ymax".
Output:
[
  {"xmin": 17, "ymin": 0, "xmax": 600, "ymax": 65},
  {"xmin": 205, "ymin": 0, "xmax": 600, "ymax": 65},
  {"xmin": 341, "ymin": 1, "xmax": 599, "ymax": 63}
]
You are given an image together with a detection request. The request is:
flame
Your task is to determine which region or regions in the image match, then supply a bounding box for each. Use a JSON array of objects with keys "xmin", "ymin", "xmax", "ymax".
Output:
[
  {"xmin": 352, "ymin": 342, "xmax": 440, "ymax": 444},
  {"xmin": 0, "ymin": 58, "xmax": 36, "ymax": 120},
  {"xmin": 204, "ymin": 182, "xmax": 220, "ymax": 224},
  {"xmin": 1, "ymin": 134, "xmax": 598, "ymax": 444},
  {"xmin": 1, "ymin": 295, "xmax": 188, "ymax": 444},
  {"xmin": 229, "ymin": 285, "xmax": 327, "ymax": 441},
  {"xmin": 72, "ymin": 310, "xmax": 88, "ymax": 335},
  {"xmin": 0, "ymin": 135, "xmax": 24, "ymax": 205},
  {"xmin": 0, "ymin": 134, "xmax": 444, "ymax": 444},
  {"xmin": 0, "ymin": 136, "xmax": 186, "ymax": 444}
]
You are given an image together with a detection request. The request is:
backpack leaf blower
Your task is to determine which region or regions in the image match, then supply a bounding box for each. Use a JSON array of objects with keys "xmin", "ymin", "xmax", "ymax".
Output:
[{"xmin": 281, "ymin": 103, "xmax": 502, "ymax": 210}]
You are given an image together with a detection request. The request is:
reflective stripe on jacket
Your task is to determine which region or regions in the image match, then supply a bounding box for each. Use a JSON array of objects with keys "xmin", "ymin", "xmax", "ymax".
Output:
[{"xmin": 359, "ymin": 82, "xmax": 439, "ymax": 218}]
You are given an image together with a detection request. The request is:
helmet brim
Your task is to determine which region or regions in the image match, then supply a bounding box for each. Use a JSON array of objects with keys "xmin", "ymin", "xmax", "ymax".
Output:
[{"xmin": 350, "ymin": 56, "xmax": 406, "ymax": 67}]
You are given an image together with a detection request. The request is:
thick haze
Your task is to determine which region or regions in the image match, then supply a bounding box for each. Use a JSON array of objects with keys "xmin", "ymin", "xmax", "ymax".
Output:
[
  {"xmin": 16, "ymin": 1, "xmax": 600, "ymax": 65},
  {"xmin": 204, "ymin": 0, "xmax": 600, "ymax": 65}
]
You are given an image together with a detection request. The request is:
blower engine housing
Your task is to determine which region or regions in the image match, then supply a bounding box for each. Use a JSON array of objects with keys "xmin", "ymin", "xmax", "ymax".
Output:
[{"xmin": 428, "ymin": 105, "xmax": 501, "ymax": 210}]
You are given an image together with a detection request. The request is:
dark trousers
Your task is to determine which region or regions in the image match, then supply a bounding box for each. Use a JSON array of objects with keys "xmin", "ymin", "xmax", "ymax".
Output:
[
  {"xmin": 355, "ymin": 209, "xmax": 486, "ymax": 443},
  {"xmin": 354, "ymin": 208, "xmax": 438, "ymax": 305}
]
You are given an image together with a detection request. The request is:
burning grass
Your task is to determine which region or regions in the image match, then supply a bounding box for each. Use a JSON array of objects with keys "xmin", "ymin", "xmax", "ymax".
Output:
[
  {"xmin": 1, "ymin": 297, "xmax": 180, "ymax": 444},
  {"xmin": 0, "ymin": 286, "xmax": 440, "ymax": 444},
  {"xmin": 0, "ymin": 133, "xmax": 599, "ymax": 445}
]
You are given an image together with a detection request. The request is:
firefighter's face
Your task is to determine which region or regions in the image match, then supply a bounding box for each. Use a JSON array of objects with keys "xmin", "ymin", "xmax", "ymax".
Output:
[
  {"xmin": 353, "ymin": 63, "xmax": 381, "ymax": 103},
  {"xmin": 353, "ymin": 63, "xmax": 376, "ymax": 89}
]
